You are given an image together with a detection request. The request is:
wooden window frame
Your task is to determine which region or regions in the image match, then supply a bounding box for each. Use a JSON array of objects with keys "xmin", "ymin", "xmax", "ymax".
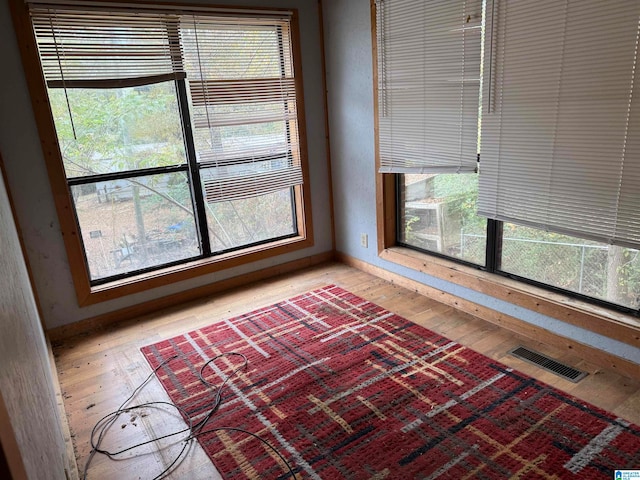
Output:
[
  {"xmin": 370, "ymin": 0, "xmax": 640, "ymax": 350},
  {"xmin": 9, "ymin": 0, "xmax": 314, "ymax": 306}
]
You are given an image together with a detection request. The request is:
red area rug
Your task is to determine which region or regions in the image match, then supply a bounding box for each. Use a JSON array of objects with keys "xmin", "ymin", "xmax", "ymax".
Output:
[{"xmin": 141, "ymin": 285, "xmax": 640, "ymax": 479}]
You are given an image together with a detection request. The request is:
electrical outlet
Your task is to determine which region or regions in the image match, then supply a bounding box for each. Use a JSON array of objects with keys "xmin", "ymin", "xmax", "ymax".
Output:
[{"xmin": 360, "ymin": 233, "xmax": 368, "ymax": 248}]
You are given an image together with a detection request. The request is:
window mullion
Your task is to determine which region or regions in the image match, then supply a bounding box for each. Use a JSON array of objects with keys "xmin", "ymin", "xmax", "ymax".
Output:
[
  {"xmin": 167, "ymin": 16, "xmax": 211, "ymax": 256},
  {"xmin": 485, "ymin": 218, "xmax": 502, "ymax": 273},
  {"xmin": 394, "ymin": 173, "xmax": 402, "ymax": 244},
  {"xmin": 66, "ymin": 164, "xmax": 188, "ymax": 186},
  {"xmin": 176, "ymin": 78, "xmax": 211, "ymax": 256}
]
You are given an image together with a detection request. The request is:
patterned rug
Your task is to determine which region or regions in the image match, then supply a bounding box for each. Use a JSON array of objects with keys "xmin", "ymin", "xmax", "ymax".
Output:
[{"xmin": 141, "ymin": 285, "xmax": 640, "ymax": 479}]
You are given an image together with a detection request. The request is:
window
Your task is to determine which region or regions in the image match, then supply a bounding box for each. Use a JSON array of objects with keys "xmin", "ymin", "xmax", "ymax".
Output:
[
  {"xmin": 25, "ymin": 2, "xmax": 312, "ymax": 302},
  {"xmin": 499, "ymin": 225, "xmax": 640, "ymax": 310},
  {"xmin": 374, "ymin": 0, "xmax": 640, "ymax": 314},
  {"xmin": 397, "ymin": 173, "xmax": 486, "ymax": 266},
  {"xmin": 50, "ymin": 82, "xmax": 199, "ymax": 282}
]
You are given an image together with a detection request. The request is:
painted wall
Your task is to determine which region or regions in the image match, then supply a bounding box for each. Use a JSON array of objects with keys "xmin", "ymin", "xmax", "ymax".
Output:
[
  {"xmin": 0, "ymin": 0, "xmax": 332, "ymax": 329},
  {"xmin": 0, "ymin": 170, "xmax": 69, "ymax": 479},
  {"xmin": 322, "ymin": 0, "xmax": 640, "ymax": 366}
]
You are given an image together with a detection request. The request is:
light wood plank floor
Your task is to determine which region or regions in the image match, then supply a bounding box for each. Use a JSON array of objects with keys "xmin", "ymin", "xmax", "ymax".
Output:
[{"xmin": 52, "ymin": 262, "xmax": 640, "ymax": 479}]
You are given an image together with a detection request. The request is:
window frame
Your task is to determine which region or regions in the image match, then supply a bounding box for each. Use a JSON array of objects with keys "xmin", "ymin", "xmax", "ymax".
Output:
[
  {"xmin": 371, "ymin": 0, "xmax": 640, "ymax": 346},
  {"xmin": 394, "ymin": 172, "xmax": 490, "ymax": 270},
  {"xmin": 10, "ymin": 0, "xmax": 314, "ymax": 306},
  {"xmin": 393, "ymin": 172, "xmax": 640, "ymax": 316}
]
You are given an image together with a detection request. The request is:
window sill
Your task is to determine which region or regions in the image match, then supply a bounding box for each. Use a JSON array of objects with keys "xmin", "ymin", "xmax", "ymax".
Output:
[
  {"xmin": 379, "ymin": 246, "xmax": 640, "ymax": 349},
  {"xmin": 80, "ymin": 234, "xmax": 313, "ymax": 306}
]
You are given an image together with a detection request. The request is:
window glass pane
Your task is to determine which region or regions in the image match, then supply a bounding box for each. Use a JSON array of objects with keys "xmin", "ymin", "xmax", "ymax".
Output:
[
  {"xmin": 181, "ymin": 25, "xmax": 281, "ymax": 80},
  {"xmin": 399, "ymin": 173, "xmax": 486, "ymax": 265},
  {"xmin": 71, "ymin": 172, "xmax": 200, "ymax": 281},
  {"xmin": 48, "ymin": 82, "xmax": 187, "ymax": 178},
  {"xmin": 501, "ymin": 224, "xmax": 640, "ymax": 310},
  {"xmin": 203, "ymin": 188, "xmax": 296, "ymax": 252}
]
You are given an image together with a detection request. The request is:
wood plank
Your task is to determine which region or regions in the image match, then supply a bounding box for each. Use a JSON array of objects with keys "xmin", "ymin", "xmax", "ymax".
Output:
[
  {"xmin": 47, "ymin": 338, "xmax": 80, "ymax": 480},
  {"xmin": 0, "ymin": 153, "xmax": 70, "ymax": 479}
]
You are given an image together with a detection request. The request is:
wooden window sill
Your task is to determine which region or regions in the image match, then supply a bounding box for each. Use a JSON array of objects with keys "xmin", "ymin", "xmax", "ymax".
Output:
[
  {"xmin": 81, "ymin": 234, "xmax": 313, "ymax": 306},
  {"xmin": 379, "ymin": 246, "xmax": 640, "ymax": 349}
]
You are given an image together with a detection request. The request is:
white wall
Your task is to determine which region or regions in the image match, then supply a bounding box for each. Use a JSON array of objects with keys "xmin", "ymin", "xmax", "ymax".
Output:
[
  {"xmin": 0, "ymin": 0, "xmax": 332, "ymax": 329},
  {"xmin": 322, "ymin": 0, "xmax": 640, "ymax": 366},
  {"xmin": 0, "ymin": 170, "xmax": 69, "ymax": 480}
]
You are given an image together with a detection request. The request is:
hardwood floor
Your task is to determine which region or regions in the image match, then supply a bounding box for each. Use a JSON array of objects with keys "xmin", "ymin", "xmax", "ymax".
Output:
[{"xmin": 52, "ymin": 262, "xmax": 640, "ymax": 479}]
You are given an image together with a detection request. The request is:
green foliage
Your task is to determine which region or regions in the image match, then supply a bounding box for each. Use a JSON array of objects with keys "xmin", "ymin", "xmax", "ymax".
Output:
[
  {"xmin": 48, "ymin": 82, "xmax": 186, "ymax": 177},
  {"xmin": 403, "ymin": 215, "xmax": 421, "ymax": 244},
  {"xmin": 433, "ymin": 174, "xmax": 485, "ymax": 234},
  {"xmin": 502, "ymin": 223, "xmax": 595, "ymax": 245},
  {"xmin": 501, "ymin": 224, "xmax": 639, "ymax": 308},
  {"xmin": 616, "ymin": 249, "xmax": 640, "ymax": 306}
]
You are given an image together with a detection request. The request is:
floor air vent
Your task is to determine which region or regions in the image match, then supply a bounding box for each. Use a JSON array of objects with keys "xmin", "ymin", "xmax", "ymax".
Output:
[{"xmin": 508, "ymin": 346, "xmax": 588, "ymax": 383}]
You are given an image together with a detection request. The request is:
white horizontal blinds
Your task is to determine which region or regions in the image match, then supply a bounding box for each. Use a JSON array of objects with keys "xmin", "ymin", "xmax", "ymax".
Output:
[
  {"xmin": 619, "ymin": 65, "xmax": 640, "ymax": 247},
  {"xmin": 29, "ymin": 5, "xmax": 184, "ymax": 86},
  {"xmin": 479, "ymin": 0, "xmax": 640, "ymax": 249},
  {"xmin": 180, "ymin": 15, "xmax": 303, "ymax": 203},
  {"xmin": 376, "ymin": 0, "xmax": 482, "ymax": 174}
]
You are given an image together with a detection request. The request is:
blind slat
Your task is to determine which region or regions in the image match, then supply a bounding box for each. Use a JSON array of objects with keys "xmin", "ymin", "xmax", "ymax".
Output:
[
  {"xmin": 203, "ymin": 166, "xmax": 302, "ymax": 203},
  {"xmin": 479, "ymin": 0, "xmax": 640, "ymax": 249},
  {"xmin": 376, "ymin": 0, "xmax": 482, "ymax": 174},
  {"xmin": 30, "ymin": 7, "xmax": 184, "ymax": 81},
  {"xmin": 180, "ymin": 14, "xmax": 302, "ymax": 192},
  {"xmin": 189, "ymin": 78, "xmax": 296, "ymax": 106}
]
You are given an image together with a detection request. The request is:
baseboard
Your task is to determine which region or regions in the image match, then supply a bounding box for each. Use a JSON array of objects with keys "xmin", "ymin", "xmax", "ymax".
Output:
[
  {"xmin": 48, "ymin": 248, "xmax": 638, "ymax": 380},
  {"xmin": 48, "ymin": 251, "xmax": 334, "ymax": 342},
  {"xmin": 336, "ymin": 252, "xmax": 640, "ymax": 380}
]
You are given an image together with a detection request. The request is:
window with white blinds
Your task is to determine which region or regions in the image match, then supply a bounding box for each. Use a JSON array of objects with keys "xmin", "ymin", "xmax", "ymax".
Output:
[
  {"xmin": 375, "ymin": 0, "xmax": 482, "ymax": 174},
  {"xmin": 478, "ymin": 0, "xmax": 640, "ymax": 250},
  {"xmin": 180, "ymin": 15, "xmax": 303, "ymax": 203},
  {"xmin": 30, "ymin": 6, "xmax": 184, "ymax": 87},
  {"xmin": 27, "ymin": 1, "xmax": 308, "ymax": 286}
]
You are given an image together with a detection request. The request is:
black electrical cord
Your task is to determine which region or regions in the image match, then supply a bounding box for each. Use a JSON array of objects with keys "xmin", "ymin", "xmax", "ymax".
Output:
[
  {"xmin": 82, "ymin": 351, "xmax": 297, "ymax": 480},
  {"xmin": 82, "ymin": 354, "xmax": 184, "ymax": 480},
  {"xmin": 191, "ymin": 352, "xmax": 248, "ymax": 435}
]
